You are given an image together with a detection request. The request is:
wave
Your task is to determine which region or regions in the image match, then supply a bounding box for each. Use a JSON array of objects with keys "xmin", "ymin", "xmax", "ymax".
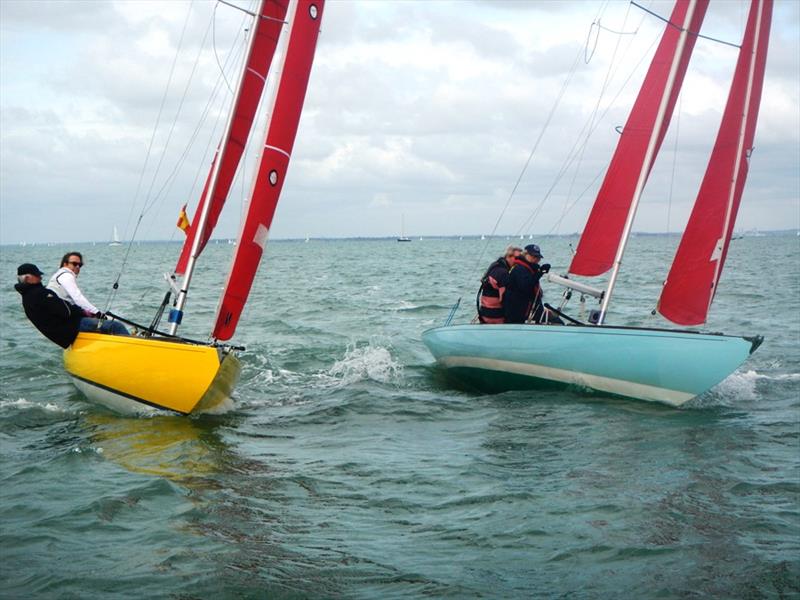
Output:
[
  {"xmin": 326, "ymin": 342, "xmax": 403, "ymax": 386},
  {"xmin": 233, "ymin": 342, "xmax": 403, "ymax": 412},
  {"xmin": 0, "ymin": 397, "xmax": 72, "ymax": 414},
  {"xmin": 712, "ymin": 371, "xmax": 759, "ymax": 401},
  {"xmin": 693, "ymin": 367, "xmax": 800, "ymax": 408},
  {"xmin": 390, "ymin": 301, "xmax": 452, "ymax": 313},
  {"xmin": 737, "ymin": 370, "xmax": 800, "ymax": 382}
]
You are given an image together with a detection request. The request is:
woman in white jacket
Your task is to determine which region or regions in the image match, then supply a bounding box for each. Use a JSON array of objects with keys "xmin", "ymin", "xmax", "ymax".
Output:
[
  {"xmin": 47, "ymin": 252, "xmax": 100, "ymax": 316},
  {"xmin": 47, "ymin": 252, "xmax": 128, "ymax": 335}
]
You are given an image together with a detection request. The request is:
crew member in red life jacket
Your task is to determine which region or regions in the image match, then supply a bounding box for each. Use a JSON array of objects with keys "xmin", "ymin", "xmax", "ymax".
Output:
[
  {"xmin": 503, "ymin": 244, "xmax": 551, "ymax": 324},
  {"xmin": 477, "ymin": 246, "xmax": 521, "ymax": 324}
]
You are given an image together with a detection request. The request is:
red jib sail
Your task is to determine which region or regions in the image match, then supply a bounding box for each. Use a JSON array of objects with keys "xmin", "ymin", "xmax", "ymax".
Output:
[
  {"xmin": 174, "ymin": 0, "xmax": 289, "ymax": 275},
  {"xmin": 569, "ymin": 0, "xmax": 708, "ymax": 277},
  {"xmin": 212, "ymin": 0, "xmax": 324, "ymax": 341},
  {"xmin": 658, "ymin": 0, "xmax": 772, "ymax": 326}
]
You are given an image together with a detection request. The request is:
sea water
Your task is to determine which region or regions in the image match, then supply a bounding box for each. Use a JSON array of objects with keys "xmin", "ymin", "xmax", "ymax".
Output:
[{"xmin": 1, "ymin": 235, "xmax": 798, "ymax": 598}]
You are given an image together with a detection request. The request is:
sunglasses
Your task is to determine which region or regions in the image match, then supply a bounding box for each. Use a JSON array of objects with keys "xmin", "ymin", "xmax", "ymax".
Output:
[{"xmin": 68, "ymin": 261, "xmax": 84, "ymax": 267}]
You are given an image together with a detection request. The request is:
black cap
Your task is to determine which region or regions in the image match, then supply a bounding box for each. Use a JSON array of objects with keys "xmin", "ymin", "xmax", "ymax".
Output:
[
  {"xmin": 17, "ymin": 263, "xmax": 44, "ymax": 277},
  {"xmin": 524, "ymin": 244, "xmax": 543, "ymax": 258}
]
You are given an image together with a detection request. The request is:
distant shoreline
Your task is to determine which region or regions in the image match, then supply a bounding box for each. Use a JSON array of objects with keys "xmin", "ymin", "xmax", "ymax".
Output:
[{"xmin": 2, "ymin": 229, "xmax": 798, "ymax": 247}]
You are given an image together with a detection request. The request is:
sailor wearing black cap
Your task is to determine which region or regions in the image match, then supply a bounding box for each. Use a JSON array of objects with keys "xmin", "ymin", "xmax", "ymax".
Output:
[
  {"xmin": 14, "ymin": 262, "xmax": 129, "ymax": 348},
  {"xmin": 14, "ymin": 263, "xmax": 85, "ymax": 348},
  {"xmin": 503, "ymin": 244, "xmax": 552, "ymax": 324}
]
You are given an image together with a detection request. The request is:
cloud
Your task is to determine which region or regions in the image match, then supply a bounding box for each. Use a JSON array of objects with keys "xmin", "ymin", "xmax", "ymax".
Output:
[{"xmin": 1, "ymin": 0, "xmax": 798, "ymax": 245}]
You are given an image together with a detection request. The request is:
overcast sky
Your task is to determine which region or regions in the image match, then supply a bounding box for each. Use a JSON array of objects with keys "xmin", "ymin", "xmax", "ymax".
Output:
[{"xmin": 1, "ymin": 0, "xmax": 798, "ymax": 244}]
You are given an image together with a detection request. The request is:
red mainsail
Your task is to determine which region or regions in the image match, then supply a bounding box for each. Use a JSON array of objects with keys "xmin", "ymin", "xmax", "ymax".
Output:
[
  {"xmin": 569, "ymin": 0, "xmax": 708, "ymax": 277},
  {"xmin": 175, "ymin": 0, "xmax": 289, "ymax": 275},
  {"xmin": 658, "ymin": 0, "xmax": 772, "ymax": 326},
  {"xmin": 213, "ymin": 0, "xmax": 324, "ymax": 341}
]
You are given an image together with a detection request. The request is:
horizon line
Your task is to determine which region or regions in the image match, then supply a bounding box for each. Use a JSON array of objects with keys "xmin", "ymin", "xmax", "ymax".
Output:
[{"xmin": 2, "ymin": 228, "xmax": 798, "ymax": 247}]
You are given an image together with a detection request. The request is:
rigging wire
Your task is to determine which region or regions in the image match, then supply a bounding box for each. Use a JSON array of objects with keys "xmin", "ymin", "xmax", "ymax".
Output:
[
  {"xmin": 140, "ymin": 0, "xmax": 254, "ymax": 233},
  {"xmin": 514, "ymin": 6, "xmax": 661, "ymax": 242},
  {"xmin": 459, "ymin": 1, "xmax": 614, "ymax": 304},
  {"xmin": 161, "ymin": 0, "xmax": 256, "ymax": 233},
  {"xmin": 585, "ymin": 19, "xmax": 638, "ymax": 64},
  {"xmin": 631, "ymin": 1, "xmax": 742, "ymax": 49},
  {"xmin": 508, "ymin": 0, "xmax": 644, "ymax": 247},
  {"xmin": 104, "ymin": 2, "xmax": 195, "ymax": 312},
  {"xmin": 214, "ymin": 0, "xmax": 237, "ymax": 96},
  {"xmin": 519, "ymin": 0, "xmax": 744, "ymax": 247},
  {"xmin": 647, "ymin": 91, "xmax": 683, "ymax": 319},
  {"xmin": 558, "ymin": 1, "xmax": 637, "ymax": 236},
  {"xmin": 141, "ymin": 13, "xmax": 250, "ymax": 231},
  {"xmin": 529, "ymin": 31, "xmax": 660, "ymax": 238},
  {"xmin": 105, "ymin": 1, "xmax": 251, "ymax": 312},
  {"xmin": 666, "ymin": 93, "xmax": 682, "ymax": 237},
  {"xmin": 465, "ymin": 45, "xmax": 583, "ymax": 285}
]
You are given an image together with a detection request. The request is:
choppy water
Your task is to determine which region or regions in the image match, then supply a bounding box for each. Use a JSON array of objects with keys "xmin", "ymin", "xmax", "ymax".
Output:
[{"xmin": 1, "ymin": 235, "xmax": 798, "ymax": 598}]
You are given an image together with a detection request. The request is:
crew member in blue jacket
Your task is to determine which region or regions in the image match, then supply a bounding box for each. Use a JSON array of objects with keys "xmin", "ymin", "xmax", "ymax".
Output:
[{"xmin": 503, "ymin": 244, "xmax": 551, "ymax": 324}]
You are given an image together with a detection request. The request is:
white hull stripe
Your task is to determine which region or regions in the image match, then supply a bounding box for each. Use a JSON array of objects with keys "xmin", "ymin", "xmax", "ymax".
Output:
[
  {"xmin": 69, "ymin": 376, "xmax": 182, "ymax": 414},
  {"xmin": 438, "ymin": 355, "xmax": 695, "ymax": 406}
]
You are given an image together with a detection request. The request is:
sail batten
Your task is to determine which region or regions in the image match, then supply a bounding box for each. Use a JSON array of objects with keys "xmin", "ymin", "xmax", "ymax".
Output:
[
  {"xmin": 174, "ymin": 0, "xmax": 289, "ymax": 276},
  {"xmin": 212, "ymin": 0, "xmax": 325, "ymax": 341},
  {"xmin": 658, "ymin": 0, "xmax": 772, "ymax": 326},
  {"xmin": 568, "ymin": 0, "xmax": 708, "ymax": 279}
]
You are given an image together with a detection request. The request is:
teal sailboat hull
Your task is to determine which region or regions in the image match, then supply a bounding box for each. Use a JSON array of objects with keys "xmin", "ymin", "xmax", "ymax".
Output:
[{"xmin": 422, "ymin": 324, "xmax": 762, "ymax": 406}]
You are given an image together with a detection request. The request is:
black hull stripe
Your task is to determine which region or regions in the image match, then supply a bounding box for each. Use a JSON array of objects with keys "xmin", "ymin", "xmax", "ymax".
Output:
[{"xmin": 69, "ymin": 374, "xmax": 189, "ymax": 415}]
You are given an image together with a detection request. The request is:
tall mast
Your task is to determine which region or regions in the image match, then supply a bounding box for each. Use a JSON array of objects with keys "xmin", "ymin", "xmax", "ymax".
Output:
[
  {"xmin": 168, "ymin": 1, "xmax": 265, "ymax": 336},
  {"xmin": 597, "ymin": 0, "xmax": 699, "ymax": 325}
]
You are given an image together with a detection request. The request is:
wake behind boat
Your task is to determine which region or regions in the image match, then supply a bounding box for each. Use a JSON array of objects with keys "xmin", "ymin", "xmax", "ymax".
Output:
[
  {"xmin": 63, "ymin": 0, "xmax": 325, "ymax": 415},
  {"xmin": 424, "ymin": 0, "xmax": 771, "ymax": 407}
]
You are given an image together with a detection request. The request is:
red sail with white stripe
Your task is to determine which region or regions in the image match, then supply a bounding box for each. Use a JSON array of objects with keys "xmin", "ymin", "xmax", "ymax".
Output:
[
  {"xmin": 175, "ymin": 0, "xmax": 288, "ymax": 275},
  {"xmin": 212, "ymin": 0, "xmax": 324, "ymax": 341},
  {"xmin": 658, "ymin": 0, "xmax": 772, "ymax": 326},
  {"xmin": 569, "ymin": 0, "xmax": 708, "ymax": 277}
]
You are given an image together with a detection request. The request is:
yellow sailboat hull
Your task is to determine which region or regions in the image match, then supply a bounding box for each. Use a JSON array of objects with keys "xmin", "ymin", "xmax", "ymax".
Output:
[{"xmin": 63, "ymin": 333, "xmax": 241, "ymax": 415}]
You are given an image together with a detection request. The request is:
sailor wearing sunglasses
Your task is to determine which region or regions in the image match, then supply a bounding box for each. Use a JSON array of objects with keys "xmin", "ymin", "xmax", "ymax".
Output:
[{"xmin": 47, "ymin": 251, "xmax": 102, "ymax": 318}]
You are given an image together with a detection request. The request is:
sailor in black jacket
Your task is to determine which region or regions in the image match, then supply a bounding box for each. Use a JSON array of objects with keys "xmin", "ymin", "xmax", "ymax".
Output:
[
  {"xmin": 503, "ymin": 244, "xmax": 551, "ymax": 324},
  {"xmin": 15, "ymin": 263, "xmax": 83, "ymax": 348}
]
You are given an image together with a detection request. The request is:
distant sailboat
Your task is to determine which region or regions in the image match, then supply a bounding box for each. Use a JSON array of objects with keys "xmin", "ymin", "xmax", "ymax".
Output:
[
  {"xmin": 397, "ymin": 214, "xmax": 411, "ymax": 242},
  {"xmin": 109, "ymin": 226, "xmax": 122, "ymax": 247}
]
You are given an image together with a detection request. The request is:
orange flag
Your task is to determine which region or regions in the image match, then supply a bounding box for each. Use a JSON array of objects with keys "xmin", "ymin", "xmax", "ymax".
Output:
[{"xmin": 176, "ymin": 204, "xmax": 190, "ymax": 235}]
